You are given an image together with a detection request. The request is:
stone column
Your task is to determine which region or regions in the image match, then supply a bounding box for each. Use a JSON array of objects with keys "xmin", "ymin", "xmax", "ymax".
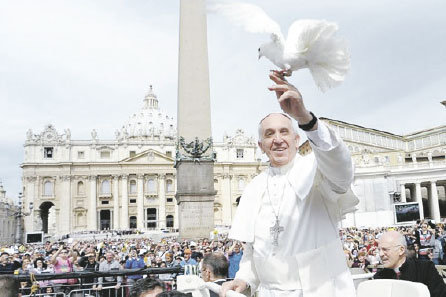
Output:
[
  {"xmin": 59, "ymin": 175, "xmax": 72, "ymax": 234},
  {"xmin": 137, "ymin": 175, "xmax": 144, "ymax": 230},
  {"xmin": 24, "ymin": 177, "xmax": 36, "ymax": 233},
  {"xmin": 221, "ymin": 174, "xmax": 233, "ymax": 225},
  {"xmin": 158, "ymin": 174, "xmax": 166, "ymax": 229},
  {"xmin": 121, "ymin": 175, "xmax": 129, "ymax": 229},
  {"xmin": 88, "ymin": 175, "xmax": 97, "ymax": 230},
  {"xmin": 113, "ymin": 175, "xmax": 120, "ymax": 230},
  {"xmin": 176, "ymin": 0, "xmax": 216, "ymax": 239},
  {"xmin": 400, "ymin": 183, "xmax": 407, "ymax": 203},
  {"xmin": 430, "ymin": 181, "xmax": 441, "ymax": 222},
  {"xmin": 415, "ymin": 182, "xmax": 424, "ymax": 220}
]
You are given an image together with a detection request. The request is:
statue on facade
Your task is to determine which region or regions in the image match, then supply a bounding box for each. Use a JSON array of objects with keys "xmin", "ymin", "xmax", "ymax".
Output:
[
  {"xmin": 91, "ymin": 129, "xmax": 98, "ymax": 140},
  {"xmin": 26, "ymin": 129, "xmax": 33, "ymax": 141},
  {"xmin": 64, "ymin": 128, "xmax": 71, "ymax": 141}
]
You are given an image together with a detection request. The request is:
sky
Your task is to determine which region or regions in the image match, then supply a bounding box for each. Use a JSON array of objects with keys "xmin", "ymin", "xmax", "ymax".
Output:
[{"xmin": 0, "ymin": 0, "xmax": 445, "ymax": 201}]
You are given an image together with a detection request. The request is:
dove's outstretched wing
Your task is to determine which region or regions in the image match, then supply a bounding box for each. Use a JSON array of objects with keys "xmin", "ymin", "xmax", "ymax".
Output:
[
  {"xmin": 284, "ymin": 19, "xmax": 350, "ymax": 92},
  {"xmin": 208, "ymin": 2, "xmax": 284, "ymax": 43}
]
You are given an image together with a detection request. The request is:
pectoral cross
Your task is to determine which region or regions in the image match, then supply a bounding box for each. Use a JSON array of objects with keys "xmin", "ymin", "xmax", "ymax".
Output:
[{"xmin": 270, "ymin": 217, "xmax": 284, "ymax": 246}]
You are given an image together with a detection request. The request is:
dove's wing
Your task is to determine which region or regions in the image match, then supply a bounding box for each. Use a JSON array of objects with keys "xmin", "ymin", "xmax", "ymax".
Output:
[
  {"xmin": 284, "ymin": 19, "xmax": 350, "ymax": 92},
  {"xmin": 209, "ymin": 2, "xmax": 284, "ymax": 43}
]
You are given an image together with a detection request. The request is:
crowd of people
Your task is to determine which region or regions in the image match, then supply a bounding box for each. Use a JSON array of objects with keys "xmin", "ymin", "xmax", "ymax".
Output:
[
  {"xmin": 0, "ymin": 232, "xmax": 244, "ymax": 296},
  {"xmin": 341, "ymin": 220, "xmax": 446, "ymax": 272},
  {"xmin": 0, "ymin": 220, "xmax": 445, "ymax": 296}
]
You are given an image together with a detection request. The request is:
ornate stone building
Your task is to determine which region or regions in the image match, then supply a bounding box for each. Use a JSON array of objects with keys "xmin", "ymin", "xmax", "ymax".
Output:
[
  {"xmin": 21, "ymin": 87, "xmax": 263, "ymax": 236},
  {"xmin": 322, "ymin": 118, "xmax": 446, "ymax": 227},
  {"xmin": 0, "ymin": 183, "xmax": 19, "ymax": 244},
  {"xmin": 20, "ymin": 87, "xmax": 446, "ymax": 235}
]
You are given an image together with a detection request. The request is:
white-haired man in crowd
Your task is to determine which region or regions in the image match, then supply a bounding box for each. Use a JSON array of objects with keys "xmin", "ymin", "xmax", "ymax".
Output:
[{"xmin": 374, "ymin": 230, "xmax": 446, "ymax": 297}]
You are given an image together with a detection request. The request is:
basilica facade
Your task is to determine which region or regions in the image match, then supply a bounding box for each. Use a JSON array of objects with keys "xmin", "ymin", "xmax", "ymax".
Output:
[
  {"xmin": 20, "ymin": 88, "xmax": 446, "ymax": 236},
  {"xmin": 21, "ymin": 87, "xmax": 262, "ymax": 236}
]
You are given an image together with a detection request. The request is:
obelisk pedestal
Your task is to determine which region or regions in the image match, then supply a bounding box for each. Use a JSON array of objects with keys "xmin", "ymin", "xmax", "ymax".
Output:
[{"xmin": 176, "ymin": 0, "xmax": 215, "ymax": 239}]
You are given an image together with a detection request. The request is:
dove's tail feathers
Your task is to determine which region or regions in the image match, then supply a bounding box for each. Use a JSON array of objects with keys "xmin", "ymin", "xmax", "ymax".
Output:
[
  {"xmin": 285, "ymin": 19, "xmax": 338, "ymax": 55},
  {"xmin": 285, "ymin": 19, "xmax": 350, "ymax": 91},
  {"xmin": 208, "ymin": 1, "xmax": 283, "ymax": 39}
]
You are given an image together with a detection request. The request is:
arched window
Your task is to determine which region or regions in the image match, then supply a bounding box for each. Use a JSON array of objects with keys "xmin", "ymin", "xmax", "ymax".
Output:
[
  {"xmin": 147, "ymin": 179, "xmax": 156, "ymax": 193},
  {"xmin": 77, "ymin": 181, "xmax": 85, "ymax": 196},
  {"xmin": 166, "ymin": 215, "xmax": 174, "ymax": 228},
  {"xmin": 129, "ymin": 180, "xmax": 137, "ymax": 194},
  {"xmin": 43, "ymin": 181, "xmax": 53, "ymax": 196},
  {"xmin": 166, "ymin": 179, "xmax": 173, "ymax": 192},
  {"xmin": 101, "ymin": 180, "xmax": 111, "ymax": 194}
]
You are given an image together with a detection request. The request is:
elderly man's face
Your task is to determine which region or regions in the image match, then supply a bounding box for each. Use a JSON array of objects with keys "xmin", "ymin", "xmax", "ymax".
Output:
[
  {"xmin": 378, "ymin": 235, "xmax": 405, "ymax": 269},
  {"xmin": 258, "ymin": 114, "xmax": 299, "ymax": 167}
]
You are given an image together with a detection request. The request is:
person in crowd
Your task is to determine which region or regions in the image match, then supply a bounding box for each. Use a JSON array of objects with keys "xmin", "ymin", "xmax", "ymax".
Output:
[
  {"xmin": 42, "ymin": 286, "xmax": 55, "ymax": 297},
  {"xmin": 352, "ymin": 251, "xmax": 370, "ymax": 270},
  {"xmin": 97, "ymin": 251, "xmax": 123, "ymax": 297},
  {"xmin": 374, "ymin": 230, "xmax": 446, "ymax": 297},
  {"xmin": 0, "ymin": 251, "xmax": 20, "ymax": 272},
  {"xmin": 125, "ymin": 247, "xmax": 146, "ymax": 285},
  {"xmin": 201, "ymin": 253, "xmax": 229, "ymax": 297},
  {"xmin": 31, "ymin": 257, "xmax": 52, "ymax": 289},
  {"xmin": 432, "ymin": 228, "xmax": 443, "ymax": 265},
  {"xmin": 366, "ymin": 247, "xmax": 380, "ymax": 271},
  {"xmin": 416, "ymin": 222, "xmax": 435, "ymax": 260},
  {"xmin": 51, "ymin": 242, "xmax": 79, "ymax": 294},
  {"xmin": 220, "ymin": 71, "xmax": 358, "ymax": 297},
  {"xmin": 227, "ymin": 242, "xmax": 242, "ymax": 279},
  {"xmin": 78, "ymin": 250, "xmax": 99, "ymax": 289},
  {"xmin": 129, "ymin": 278, "xmax": 165, "ymax": 297},
  {"xmin": 164, "ymin": 252, "xmax": 175, "ymax": 268},
  {"xmin": 180, "ymin": 249, "xmax": 197, "ymax": 267}
]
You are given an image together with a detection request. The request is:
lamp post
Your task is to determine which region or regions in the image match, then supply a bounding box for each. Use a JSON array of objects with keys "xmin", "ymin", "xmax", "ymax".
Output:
[{"xmin": 14, "ymin": 192, "xmax": 33, "ymax": 243}]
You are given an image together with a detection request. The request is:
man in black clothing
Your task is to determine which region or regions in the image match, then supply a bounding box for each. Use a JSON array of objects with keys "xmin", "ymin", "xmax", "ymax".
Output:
[
  {"xmin": 78, "ymin": 251, "xmax": 99, "ymax": 288},
  {"xmin": 374, "ymin": 230, "xmax": 446, "ymax": 297},
  {"xmin": 201, "ymin": 253, "xmax": 229, "ymax": 297},
  {"xmin": 0, "ymin": 252, "xmax": 20, "ymax": 273}
]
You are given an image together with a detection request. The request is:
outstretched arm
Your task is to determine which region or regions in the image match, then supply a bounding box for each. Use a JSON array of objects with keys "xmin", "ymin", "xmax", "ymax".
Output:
[{"xmin": 268, "ymin": 70, "xmax": 353, "ymax": 193}]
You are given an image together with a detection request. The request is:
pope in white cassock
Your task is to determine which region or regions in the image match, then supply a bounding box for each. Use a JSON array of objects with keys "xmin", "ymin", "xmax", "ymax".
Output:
[{"xmin": 220, "ymin": 71, "xmax": 359, "ymax": 297}]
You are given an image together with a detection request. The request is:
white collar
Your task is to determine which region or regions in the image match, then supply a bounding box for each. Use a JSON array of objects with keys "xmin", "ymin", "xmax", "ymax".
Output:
[{"xmin": 269, "ymin": 155, "xmax": 297, "ymax": 176}]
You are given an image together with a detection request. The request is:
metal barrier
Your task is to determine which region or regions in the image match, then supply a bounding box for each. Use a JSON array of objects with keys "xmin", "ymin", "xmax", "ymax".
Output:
[
  {"xmin": 68, "ymin": 284, "xmax": 132, "ymax": 297},
  {"xmin": 20, "ymin": 280, "xmax": 177, "ymax": 297},
  {"xmin": 14, "ymin": 267, "xmax": 182, "ymax": 297}
]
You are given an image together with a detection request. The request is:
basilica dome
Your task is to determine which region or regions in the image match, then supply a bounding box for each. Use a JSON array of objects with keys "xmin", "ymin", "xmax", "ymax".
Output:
[{"xmin": 120, "ymin": 86, "xmax": 176, "ymax": 140}]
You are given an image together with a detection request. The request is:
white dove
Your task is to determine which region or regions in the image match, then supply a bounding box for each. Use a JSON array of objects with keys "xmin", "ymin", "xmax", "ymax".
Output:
[{"xmin": 209, "ymin": 2, "xmax": 350, "ymax": 92}]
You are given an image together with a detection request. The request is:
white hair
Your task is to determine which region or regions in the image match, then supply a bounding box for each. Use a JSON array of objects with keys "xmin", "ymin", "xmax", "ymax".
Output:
[{"xmin": 258, "ymin": 113, "xmax": 299, "ymax": 141}]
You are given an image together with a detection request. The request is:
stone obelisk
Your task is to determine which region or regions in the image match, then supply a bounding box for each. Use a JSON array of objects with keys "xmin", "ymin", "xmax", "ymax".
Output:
[{"xmin": 176, "ymin": 0, "xmax": 215, "ymax": 239}]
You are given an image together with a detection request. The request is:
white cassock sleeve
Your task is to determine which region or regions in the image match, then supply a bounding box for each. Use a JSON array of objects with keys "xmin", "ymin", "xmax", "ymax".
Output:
[
  {"xmin": 306, "ymin": 121, "xmax": 358, "ymax": 221},
  {"xmin": 234, "ymin": 243, "xmax": 259, "ymax": 294},
  {"xmin": 305, "ymin": 121, "xmax": 354, "ymax": 193}
]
